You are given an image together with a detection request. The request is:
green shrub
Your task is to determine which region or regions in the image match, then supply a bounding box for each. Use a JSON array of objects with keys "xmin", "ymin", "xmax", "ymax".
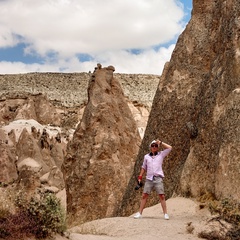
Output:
[{"xmin": 0, "ymin": 191, "xmax": 66, "ymax": 239}]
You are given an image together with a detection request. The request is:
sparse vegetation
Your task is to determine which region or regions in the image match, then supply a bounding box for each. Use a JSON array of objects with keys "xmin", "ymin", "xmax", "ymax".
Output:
[
  {"xmin": 0, "ymin": 188, "xmax": 66, "ymax": 239},
  {"xmin": 207, "ymin": 198, "xmax": 240, "ymax": 240},
  {"xmin": 208, "ymin": 198, "xmax": 240, "ymax": 226},
  {"xmin": 197, "ymin": 192, "xmax": 240, "ymax": 239}
]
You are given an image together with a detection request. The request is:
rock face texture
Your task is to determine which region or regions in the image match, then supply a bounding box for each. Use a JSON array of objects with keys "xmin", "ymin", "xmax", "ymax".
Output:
[
  {"xmin": 0, "ymin": 133, "xmax": 18, "ymax": 183},
  {"xmin": 118, "ymin": 0, "xmax": 240, "ymax": 216},
  {"xmin": 0, "ymin": 72, "xmax": 159, "ymax": 109},
  {"xmin": 1, "ymin": 118, "xmax": 67, "ymax": 190},
  {"xmin": 62, "ymin": 65, "xmax": 141, "ymax": 225}
]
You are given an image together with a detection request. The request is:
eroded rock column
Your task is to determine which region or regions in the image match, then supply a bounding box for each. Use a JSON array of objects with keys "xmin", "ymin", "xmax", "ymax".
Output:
[{"xmin": 62, "ymin": 65, "xmax": 141, "ymax": 225}]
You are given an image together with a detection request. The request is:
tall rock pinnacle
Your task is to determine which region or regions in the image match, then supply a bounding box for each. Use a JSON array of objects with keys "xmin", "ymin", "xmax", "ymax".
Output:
[{"xmin": 62, "ymin": 64, "xmax": 141, "ymax": 225}]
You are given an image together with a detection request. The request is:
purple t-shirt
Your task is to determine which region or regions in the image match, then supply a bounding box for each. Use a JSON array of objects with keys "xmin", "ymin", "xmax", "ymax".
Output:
[{"xmin": 142, "ymin": 148, "xmax": 172, "ymax": 180}]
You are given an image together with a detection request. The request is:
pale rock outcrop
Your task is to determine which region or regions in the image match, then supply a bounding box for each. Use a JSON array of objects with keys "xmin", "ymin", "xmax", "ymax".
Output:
[
  {"xmin": 50, "ymin": 141, "xmax": 66, "ymax": 169},
  {"xmin": 0, "ymin": 139, "xmax": 18, "ymax": 183},
  {"xmin": 17, "ymin": 157, "xmax": 41, "ymax": 191},
  {"xmin": 127, "ymin": 102, "xmax": 149, "ymax": 139},
  {"xmin": 14, "ymin": 97, "xmax": 38, "ymax": 121},
  {"xmin": 1, "ymin": 119, "xmax": 68, "ymax": 193},
  {"xmin": 118, "ymin": 0, "xmax": 240, "ymax": 216},
  {"xmin": 48, "ymin": 166, "xmax": 65, "ymax": 190},
  {"xmin": 0, "ymin": 94, "xmax": 62, "ymax": 126},
  {"xmin": 62, "ymin": 65, "xmax": 141, "ymax": 225},
  {"xmin": 16, "ymin": 128, "xmax": 50, "ymax": 174},
  {"xmin": 17, "ymin": 157, "xmax": 42, "ymax": 172},
  {"xmin": 12, "ymin": 124, "xmax": 66, "ymax": 188}
]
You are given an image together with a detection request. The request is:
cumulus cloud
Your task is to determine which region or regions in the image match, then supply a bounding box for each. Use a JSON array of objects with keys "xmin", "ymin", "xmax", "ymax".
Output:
[{"xmin": 0, "ymin": 0, "xmax": 187, "ymax": 74}]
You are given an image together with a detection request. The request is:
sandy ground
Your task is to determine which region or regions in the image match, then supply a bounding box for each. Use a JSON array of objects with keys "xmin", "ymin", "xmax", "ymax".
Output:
[{"xmin": 66, "ymin": 197, "xmax": 212, "ymax": 240}]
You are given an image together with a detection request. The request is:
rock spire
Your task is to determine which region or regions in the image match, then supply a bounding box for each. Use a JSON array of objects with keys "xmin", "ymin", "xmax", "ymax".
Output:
[{"xmin": 62, "ymin": 65, "xmax": 141, "ymax": 225}]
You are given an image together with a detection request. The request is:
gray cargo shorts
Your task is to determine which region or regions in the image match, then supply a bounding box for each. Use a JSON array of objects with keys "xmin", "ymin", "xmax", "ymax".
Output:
[{"xmin": 143, "ymin": 176, "xmax": 164, "ymax": 195}]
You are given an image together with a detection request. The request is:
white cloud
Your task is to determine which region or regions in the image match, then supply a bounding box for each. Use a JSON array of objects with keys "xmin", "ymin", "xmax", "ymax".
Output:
[
  {"xmin": 90, "ymin": 45, "xmax": 176, "ymax": 74},
  {"xmin": 0, "ymin": 45, "xmax": 175, "ymax": 74},
  {"xmin": 0, "ymin": 0, "xmax": 186, "ymax": 74},
  {"xmin": 0, "ymin": 61, "xmax": 59, "ymax": 73}
]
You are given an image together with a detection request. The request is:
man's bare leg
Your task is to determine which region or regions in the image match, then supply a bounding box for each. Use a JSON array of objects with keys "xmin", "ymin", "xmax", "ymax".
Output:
[
  {"xmin": 139, "ymin": 193, "xmax": 149, "ymax": 214},
  {"xmin": 159, "ymin": 194, "xmax": 167, "ymax": 214}
]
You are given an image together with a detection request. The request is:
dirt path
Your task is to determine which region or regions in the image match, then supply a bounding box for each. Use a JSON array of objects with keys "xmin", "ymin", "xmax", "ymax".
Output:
[{"xmin": 67, "ymin": 197, "xmax": 212, "ymax": 240}]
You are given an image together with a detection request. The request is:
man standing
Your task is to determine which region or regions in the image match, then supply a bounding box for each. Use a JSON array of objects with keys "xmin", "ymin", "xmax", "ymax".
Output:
[{"xmin": 134, "ymin": 139, "xmax": 172, "ymax": 220}]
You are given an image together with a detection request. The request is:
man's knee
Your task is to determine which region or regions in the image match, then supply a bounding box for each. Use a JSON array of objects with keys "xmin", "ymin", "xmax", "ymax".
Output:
[
  {"xmin": 159, "ymin": 194, "xmax": 165, "ymax": 201},
  {"xmin": 142, "ymin": 193, "xmax": 149, "ymax": 199}
]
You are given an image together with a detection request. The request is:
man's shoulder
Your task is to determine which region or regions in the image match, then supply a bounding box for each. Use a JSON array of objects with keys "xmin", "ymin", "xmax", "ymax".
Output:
[{"xmin": 160, "ymin": 148, "xmax": 172, "ymax": 155}]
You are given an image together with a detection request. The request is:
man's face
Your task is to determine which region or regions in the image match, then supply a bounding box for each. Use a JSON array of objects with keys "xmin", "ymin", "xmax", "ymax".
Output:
[{"xmin": 151, "ymin": 143, "xmax": 158, "ymax": 151}]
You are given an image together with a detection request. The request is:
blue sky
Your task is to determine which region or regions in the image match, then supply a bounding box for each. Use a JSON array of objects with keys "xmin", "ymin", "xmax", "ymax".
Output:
[{"xmin": 0, "ymin": 0, "xmax": 192, "ymax": 74}]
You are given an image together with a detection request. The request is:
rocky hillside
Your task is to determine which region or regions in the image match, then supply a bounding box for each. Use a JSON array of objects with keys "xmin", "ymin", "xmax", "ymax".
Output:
[{"xmin": 0, "ymin": 72, "xmax": 159, "ymax": 109}]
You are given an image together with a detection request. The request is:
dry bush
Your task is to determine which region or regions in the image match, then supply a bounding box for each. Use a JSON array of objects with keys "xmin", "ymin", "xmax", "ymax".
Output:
[
  {"xmin": 0, "ymin": 187, "xmax": 66, "ymax": 239},
  {"xmin": 197, "ymin": 193, "xmax": 240, "ymax": 240},
  {"xmin": 208, "ymin": 198, "xmax": 240, "ymax": 225}
]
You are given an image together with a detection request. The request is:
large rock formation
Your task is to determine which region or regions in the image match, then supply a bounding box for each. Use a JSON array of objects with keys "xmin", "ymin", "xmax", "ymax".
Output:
[
  {"xmin": 0, "ymin": 94, "xmax": 62, "ymax": 126},
  {"xmin": 62, "ymin": 65, "xmax": 141, "ymax": 225},
  {"xmin": 118, "ymin": 0, "xmax": 240, "ymax": 216}
]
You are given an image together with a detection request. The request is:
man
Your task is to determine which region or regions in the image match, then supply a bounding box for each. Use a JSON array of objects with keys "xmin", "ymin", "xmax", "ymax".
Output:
[{"xmin": 134, "ymin": 139, "xmax": 172, "ymax": 220}]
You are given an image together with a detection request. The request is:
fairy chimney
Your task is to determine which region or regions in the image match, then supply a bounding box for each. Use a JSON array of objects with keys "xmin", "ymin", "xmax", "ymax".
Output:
[{"xmin": 62, "ymin": 65, "xmax": 141, "ymax": 225}]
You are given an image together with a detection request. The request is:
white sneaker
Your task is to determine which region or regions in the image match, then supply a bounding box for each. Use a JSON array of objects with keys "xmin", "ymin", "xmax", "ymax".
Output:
[
  {"xmin": 164, "ymin": 213, "xmax": 169, "ymax": 220},
  {"xmin": 134, "ymin": 212, "xmax": 142, "ymax": 219}
]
